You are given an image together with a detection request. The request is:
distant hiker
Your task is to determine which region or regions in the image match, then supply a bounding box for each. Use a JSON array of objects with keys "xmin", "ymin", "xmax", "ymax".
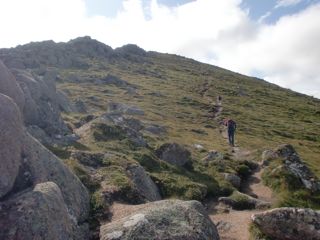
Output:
[
  {"xmin": 225, "ymin": 119, "xmax": 237, "ymax": 146},
  {"xmin": 217, "ymin": 95, "xmax": 222, "ymax": 106}
]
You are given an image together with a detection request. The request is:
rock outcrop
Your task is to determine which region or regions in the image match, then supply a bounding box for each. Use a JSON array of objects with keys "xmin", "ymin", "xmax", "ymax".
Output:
[
  {"xmin": 264, "ymin": 144, "xmax": 320, "ymax": 192},
  {"xmin": 252, "ymin": 207, "xmax": 320, "ymax": 240},
  {"xmin": 0, "ymin": 60, "xmax": 25, "ymax": 110},
  {"xmin": 14, "ymin": 69, "xmax": 69, "ymax": 136},
  {"xmin": 0, "ymin": 37, "xmax": 149, "ymax": 71},
  {"xmin": 100, "ymin": 200, "xmax": 220, "ymax": 240},
  {"xmin": 0, "ymin": 182, "xmax": 83, "ymax": 240},
  {"xmin": 71, "ymin": 151, "xmax": 107, "ymax": 168},
  {"xmin": 126, "ymin": 164, "xmax": 161, "ymax": 202},
  {"xmin": 202, "ymin": 150, "xmax": 224, "ymax": 165},
  {"xmin": 0, "ymin": 65, "xmax": 90, "ymax": 239},
  {"xmin": 218, "ymin": 191, "xmax": 270, "ymax": 210},
  {"xmin": 77, "ymin": 113, "xmax": 148, "ymax": 148},
  {"xmin": 107, "ymin": 102, "xmax": 144, "ymax": 116},
  {"xmin": 22, "ymin": 134, "xmax": 90, "ymax": 222},
  {"xmin": 223, "ymin": 173, "xmax": 241, "ymax": 189},
  {"xmin": 0, "ymin": 94, "xmax": 23, "ymax": 197},
  {"xmin": 156, "ymin": 143, "xmax": 192, "ymax": 167},
  {"xmin": 0, "ymin": 61, "xmax": 70, "ymax": 138}
]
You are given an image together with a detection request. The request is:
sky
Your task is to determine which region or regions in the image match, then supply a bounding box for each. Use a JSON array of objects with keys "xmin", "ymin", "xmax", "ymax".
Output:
[{"xmin": 0, "ymin": 0, "xmax": 320, "ymax": 98}]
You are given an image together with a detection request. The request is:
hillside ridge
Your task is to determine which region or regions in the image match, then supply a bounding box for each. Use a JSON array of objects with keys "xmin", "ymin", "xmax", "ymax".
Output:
[{"xmin": 0, "ymin": 36, "xmax": 319, "ymax": 240}]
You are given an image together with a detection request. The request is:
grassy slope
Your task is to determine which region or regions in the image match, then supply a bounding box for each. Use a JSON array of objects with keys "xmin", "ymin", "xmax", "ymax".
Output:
[
  {"xmin": 51, "ymin": 48, "xmax": 320, "ymax": 209},
  {"xmin": 60, "ymin": 52, "xmax": 319, "ymax": 165}
]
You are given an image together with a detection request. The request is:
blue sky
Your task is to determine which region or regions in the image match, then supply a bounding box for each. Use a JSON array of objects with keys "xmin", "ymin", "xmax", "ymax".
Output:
[
  {"xmin": 84, "ymin": 0, "xmax": 194, "ymax": 17},
  {"xmin": 84, "ymin": 0, "xmax": 320, "ymax": 23},
  {"xmin": 242, "ymin": 0, "xmax": 320, "ymax": 23},
  {"xmin": 0, "ymin": 0, "xmax": 320, "ymax": 97}
]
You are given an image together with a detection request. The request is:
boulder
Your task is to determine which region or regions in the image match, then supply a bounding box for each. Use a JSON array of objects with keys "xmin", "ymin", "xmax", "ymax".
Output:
[
  {"xmin": 223, "ymin": 173, "xmax": 241, "ymax": 189},
  {"xmin": 0, "ymin": 92, "xmax": 90, "ymax": 220},
  {"xmin": 194, "ymin": 144, "xmax": 204, "ymax": 150},
  {"xmin": 270, "ymin": 144, "xmax": 320, "ymax": 192},
  {"xmin": 26, "ymin": 125, "xmax": 54, "ymax": 145},
  {"xmin": 100, "ymin": 74, "xmax": 131, "ymax": 87},
  {"xmin": 74, "ymin": 114, "xmax": 96, "ymax": 128},
  {"xmin": 71, "ymin": 151, "xmax": 106, "ymax": 168},
  {"xmin": 261, "ymin": 149, "xmax": 277, "ymax": 162},
  {"xmin": 126, "ymin": 164, "xmax": 161, "ymax": 202},
  {"xmin": 74, "ymin": 99, "xmax": 87, "ymax": 113},
  {"xmin": 80, "ymin": 114, "xmax": 148, "ymax": 148},
  {"xmin": 275, "ymin": 144, "xmax": 296, "ymax": 158},
  {"xmin": 0, "ymin": 94, "xmax": 23, "ymax": 197},
  {"xmin": 100, "ymin": 200, "xmax": 220, "ymax": 240},
  {"xmin": 15, "ymin": 70, "xmax": 69, "ymax": 136},
  {"xmin": 107, "ymin": 102, "xmax": 144, "ymax": 116},
  {"xmin": 0, "ymin": 60, "xmax": 25, "ymax": 111},
  {"xmin": 145, "ymin": 124, "xmax": 166, "ymax": 135},
  {"xmin": 56, "ymin": 90, "xmax": 74, "ymax": 112},
  {"xmin": 156, "ymin": 143, "xmax": 192, "ymax": 167},
  {"xmin": 22, "ymin": 134, "xmax": 90, "ymax": 222},
  {"xmin": 252, "ymin": 207, "xmax": 320, "ymax": 240},
  {"xmin": 218, "ymin": 191, "xmax": 270, "ymax": 210},
  {"xmin": 202, "ymin": 150, "xmax": 223, "ymax": 165},
  {"xmin": 0, "ymin": 182, "xmax": 88, "ymax": 240}
]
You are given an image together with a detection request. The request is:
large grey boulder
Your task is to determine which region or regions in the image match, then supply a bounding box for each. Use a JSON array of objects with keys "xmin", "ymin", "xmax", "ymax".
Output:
[
  {"xmin": 252, "ymin": 207, "xmax": 320, "ymax": 240},
  {"xmin": 223, "ymin": 173, "xmax": 241, "ymax": 189},
  {"xmin": 265, "ymin": 144, "xmax": 320, "ymax": 192},
  {"xmin": 15, "ymin": 70, "xmax": 69, "ymax": 136},
  {"xmin": 275, "ymin": 144, "xmax": 296, "ymax": 158},
  {"xmin": 0, "ymin": 60, "xmax": 25, "ymax": 110},
  {"xmin": 0, "ymin": 182, "xmax": 85, "ymax": 240},
  {"xmin": 0, "ymin": 94, "xmax": 23, "ymax": 198},
  {"xmin": 100, "ymin": 200, "xmax": 220, "ymax": 240},
  {"xmin": 0, "ymin": 88, "xmax": 89, "ymax": 223},
  {"xmin": 22, "ymin": 134, "xmax": 90, "ymax": 222},
  {"xmin": 156, "ymin": 143, "xmax": 192, "ymax": 167},
  {"xmin": 126, "ymin": 164, "xmax": 161, "ymax": 202},
  {"xmin": 56, "ymin": 90, "xmax": 75, "ymax": 112}
]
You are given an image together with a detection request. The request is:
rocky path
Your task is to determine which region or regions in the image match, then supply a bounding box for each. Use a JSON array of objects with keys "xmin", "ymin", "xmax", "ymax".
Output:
[
  {"xmin": 199, "ymin": 91, "xmax": 275, "ymax": 240},
  {"xmin": 208, "ymin": 148, "xmax": 275, "ymax": 240}
]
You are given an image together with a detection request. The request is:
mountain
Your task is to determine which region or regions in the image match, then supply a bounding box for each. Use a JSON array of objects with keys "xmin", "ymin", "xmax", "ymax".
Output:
[{"xmin": 0, "ymin": 36, "xmax": 319, "ymax": 240}]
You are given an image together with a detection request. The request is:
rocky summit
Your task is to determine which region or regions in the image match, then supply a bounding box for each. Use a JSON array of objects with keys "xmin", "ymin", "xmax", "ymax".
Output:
[{"xmin": 0, "ymin": 36, "xmax": 319, "ymax": 239}]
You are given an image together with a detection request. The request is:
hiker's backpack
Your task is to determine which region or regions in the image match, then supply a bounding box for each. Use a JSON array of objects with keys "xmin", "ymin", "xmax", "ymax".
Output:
[{"xmin": 227, "ymin": 119, "xmax": 236, "ymax": 131}]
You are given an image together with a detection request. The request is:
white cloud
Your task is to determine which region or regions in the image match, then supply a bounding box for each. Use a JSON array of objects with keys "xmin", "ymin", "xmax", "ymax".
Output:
[
  {"xmin": 275, "ymin": 0, "xmax": 302, "ymax": 8},
  {"xmin": 0, "ymin": 0, "xmax": 319, "ymax": 98}
]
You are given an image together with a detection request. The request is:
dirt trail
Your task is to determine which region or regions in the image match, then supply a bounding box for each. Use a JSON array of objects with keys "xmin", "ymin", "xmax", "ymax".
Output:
[
  {"xmin": 199, "ymin": 90, "xmax": 275, "ymax": 240},
  {"xmin": 108, "ymin": 90, "xmax": 276, "ymax": 240},
  {"xmin": 208, "ymin": 147, "xmax": 276, "ymax": 240}
]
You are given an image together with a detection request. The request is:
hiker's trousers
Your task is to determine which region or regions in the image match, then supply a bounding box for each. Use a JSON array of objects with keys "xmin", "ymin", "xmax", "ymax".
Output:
[{"xmin": 228, "ymin": 130, "xmax": 235, "ymax": 146}]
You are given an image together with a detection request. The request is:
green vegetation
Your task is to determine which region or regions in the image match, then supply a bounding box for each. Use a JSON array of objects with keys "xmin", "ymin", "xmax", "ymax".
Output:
[
  {"xmin": 228, "ymin": 191, "xmax": 255, "ymax": 210},
  {"xmin": 262, "ymin": 158, "xmax": 320, "ymax": 209},
  {"xmin": 249, "ymin": 223, "xmax": 272, "ymax": 240},
  {"xmin": 46, "ymin": 145, "xmax": 71, "ymax": 160},
  {"xmin": 47, "ymin": 41, "xmax": 319, "ymax": 211},
  {"xmin": 92, "ymin": 123, "xmax": 126, "ymax": 141}
]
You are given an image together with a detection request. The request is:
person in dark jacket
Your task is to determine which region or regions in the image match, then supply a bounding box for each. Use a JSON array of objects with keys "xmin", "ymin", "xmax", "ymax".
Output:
[{"xmin": 225, "ymin": 119, "xmax": 237, "ymax": 146}]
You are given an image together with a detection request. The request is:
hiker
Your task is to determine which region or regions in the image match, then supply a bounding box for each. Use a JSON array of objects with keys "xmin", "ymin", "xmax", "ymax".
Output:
[
  {"xmin": 225, "ymin": 119, "xmax": 237, "ymax": 146},
  {"xmin": 217, "ymin": 95, "xmax": 222, "ymax": 105}
]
